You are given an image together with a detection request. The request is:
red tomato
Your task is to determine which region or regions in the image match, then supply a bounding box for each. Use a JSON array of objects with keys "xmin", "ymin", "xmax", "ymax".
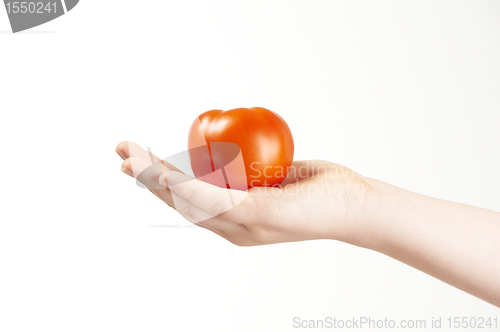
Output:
[{"xmin": 188, "ymin": 107, "xmax": 294, "ymax": 190}]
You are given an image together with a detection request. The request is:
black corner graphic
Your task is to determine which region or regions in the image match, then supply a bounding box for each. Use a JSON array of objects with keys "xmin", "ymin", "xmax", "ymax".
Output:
[{"xmin": 3, "ymin": 0, "xmax": 79, "ymax": 33}]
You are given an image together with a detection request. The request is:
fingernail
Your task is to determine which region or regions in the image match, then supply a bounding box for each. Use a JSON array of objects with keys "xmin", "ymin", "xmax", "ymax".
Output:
[{"xmin": 121, "ymin": 167, "xmax": 134, "ymax": 177}]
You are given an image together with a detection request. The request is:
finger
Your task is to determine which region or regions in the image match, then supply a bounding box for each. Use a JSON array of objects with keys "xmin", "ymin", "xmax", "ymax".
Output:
[
  {"xmin": 121, "ymin": 157, "xmax": 176, "ymax": 207},
  {"xmin": 169, "ymin": 191, "xmax": 216, "ymax": 224},
  {"xmin": 160, "ymin": 171, "xmax": 249, "ymax": 220},
  {"xmin": 169, "ymin": 191, "xmax": 245, "ymax": 235},
  {"xmin": 121, "ymin": 157, "xmax": 164, "ymax": 187},
  {"xmin": 116, "ymin": 141, "xmax": 184, "ymax": 173},
  {"xmin": 116, "ymin": 141, "xmax": 162, "ymax": 163}
]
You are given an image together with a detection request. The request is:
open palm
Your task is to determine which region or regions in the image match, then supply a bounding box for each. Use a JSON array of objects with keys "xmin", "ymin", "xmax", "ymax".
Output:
[{"xmin": 117, "ymin": 141, "xmax": 373, "ymax": 246}]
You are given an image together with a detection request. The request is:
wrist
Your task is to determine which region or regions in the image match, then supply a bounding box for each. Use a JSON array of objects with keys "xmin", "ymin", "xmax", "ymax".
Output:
[{"xmin": 344, "ymin": 177, "xmax": 418, "ymax": 251}]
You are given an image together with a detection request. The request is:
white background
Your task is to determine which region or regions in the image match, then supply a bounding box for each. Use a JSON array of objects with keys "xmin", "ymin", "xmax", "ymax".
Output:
[{"xmin": 1, "ymin": 1, "xmax": 499, "ymax": 331}]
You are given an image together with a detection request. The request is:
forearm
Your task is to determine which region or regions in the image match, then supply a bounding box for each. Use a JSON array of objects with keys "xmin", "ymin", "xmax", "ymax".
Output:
[{"xmin": 359, "ymin": 179, "xmax": 500, "ymax": 307}]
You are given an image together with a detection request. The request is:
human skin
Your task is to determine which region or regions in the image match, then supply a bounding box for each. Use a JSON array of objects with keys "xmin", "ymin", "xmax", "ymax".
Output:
[{"xmin": 116, "ymin": 141, "xmax": 500, "ymax": 308}]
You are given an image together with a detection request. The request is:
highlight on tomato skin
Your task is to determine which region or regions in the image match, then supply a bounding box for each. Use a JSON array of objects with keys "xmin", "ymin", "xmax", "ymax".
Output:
[{"xmin": 188, "ymin": 107, "xmax": 294, "ymax": 190}]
